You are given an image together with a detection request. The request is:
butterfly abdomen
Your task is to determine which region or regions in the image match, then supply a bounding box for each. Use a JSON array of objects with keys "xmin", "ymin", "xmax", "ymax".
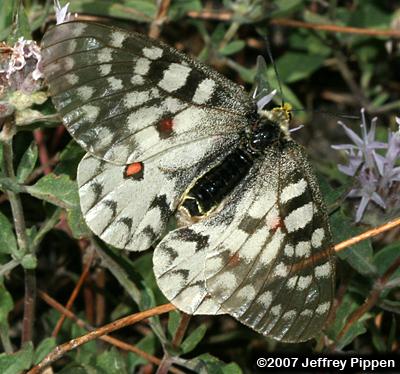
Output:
[
  {"xmin": 178, "ymin": 119, "xmax": 285, "ymax": 222},
  {"xmin": 179, "ymin": 147, "xmax": 254, "ymax": 219}
]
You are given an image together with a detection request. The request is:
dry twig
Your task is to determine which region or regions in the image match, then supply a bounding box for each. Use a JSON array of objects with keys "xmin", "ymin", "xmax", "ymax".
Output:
[
  {"xmin": 38, "ymin": 291, "xmax": 184, "ymax": 374},
  {"xmin": 28, "ymin": 302, "xmax": 176, "ymax": 373}
]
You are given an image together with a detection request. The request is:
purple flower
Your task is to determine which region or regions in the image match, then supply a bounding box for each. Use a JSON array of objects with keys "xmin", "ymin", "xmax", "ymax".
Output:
[
  {"xmin": 54, "ymin": 0, "xmax": 72, "ymax": 25},
  {"xmin": 332, "ymin": 109, "xmax": 386, "ymax": 170},
  {"xmin": 332, "ymin": 109, "xmax": 400, "ymax": 222}
]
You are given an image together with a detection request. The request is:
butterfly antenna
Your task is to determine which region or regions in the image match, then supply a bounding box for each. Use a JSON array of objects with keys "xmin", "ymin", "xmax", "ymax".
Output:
[
  {"xmin": 263, "ymin": 35, "xmax": 285, "ymax": 108},
  {"xmin": 292, "ymin": 108, "xmax": 360, "ymax": 120}
]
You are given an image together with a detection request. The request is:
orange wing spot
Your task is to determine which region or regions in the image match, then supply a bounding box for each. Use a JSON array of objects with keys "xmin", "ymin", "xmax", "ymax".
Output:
[
  {"xmin": 157, "ymin": 118, "xmax": 174, "ymax": 138},
  {"xmin": 227, "ymin": 252, "xmax": 240, "ymax": 267},
  {"xmin": 124, "ymin": 162, "xmax": 144, "ymax": 180},
  {"xmin": 271, "ymin": 217, "xmax": 285, "ymax": 232}
]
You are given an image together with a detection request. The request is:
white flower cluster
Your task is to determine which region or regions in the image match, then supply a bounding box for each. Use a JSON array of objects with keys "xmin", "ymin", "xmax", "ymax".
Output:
[{"xmin": 0, "ymin": 38, "xmax": 43, "ymax": 81}]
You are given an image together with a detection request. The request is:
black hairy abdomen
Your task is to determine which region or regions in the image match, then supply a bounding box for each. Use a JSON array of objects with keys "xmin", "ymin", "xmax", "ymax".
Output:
[{"xmin": 181, "ymin": 147, "xmax": 254, "ymax": 216}]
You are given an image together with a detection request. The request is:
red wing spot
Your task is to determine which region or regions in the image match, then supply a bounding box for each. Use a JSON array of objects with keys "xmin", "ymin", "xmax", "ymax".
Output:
[
  {"xmin": 124, "ymin": 162, "xmax": 144, "ymax": 180},
  {"xmin": 227, "ymin": 252, "xmax": 240, "ymax": 267},
  {"xmin": 271, "ymin": 217, "xmax": 285, "ymax": 233},
  {"xmin": 157, "ymin": 118, "xmax": 174, "ymax": 139}
]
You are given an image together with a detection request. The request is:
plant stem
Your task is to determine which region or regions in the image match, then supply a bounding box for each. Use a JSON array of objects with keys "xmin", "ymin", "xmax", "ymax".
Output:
[
  {"xmin": 157, "ymin": 313, "xmax": 191, "ymax": 374},
  {"xmin": 22, "ymin": 269, "xmax": 36, "ymax": 344},
  {"xmin": 29, "ymin": 303, "xmax": 176, "ymax": 373},
  {"xmin": 0, "ymin": 323, "xmax": 13, "ymax": 354},
  {"xmin": 0, "ymin": 259, "xmax": 19, "ymax": 277},
  {"xmin": 31, "ymin": 207, "xmax": 61, "ymax": 251},
  {"xmin": 0, "ymin": 119, "xmax": 35, "ymax": 345}
]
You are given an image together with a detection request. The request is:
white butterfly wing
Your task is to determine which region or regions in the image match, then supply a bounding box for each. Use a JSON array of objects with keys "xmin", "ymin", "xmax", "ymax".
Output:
[
  {"xmin": 41, "ymin": 21, "xmax": 255, "ymax": 164},
  {"xmin": 154, "ymin": 142, "xmax": 335, "ymax": 342},
  {"xmin": 78, "ymin": 135, "xmax": 238, "ymax": 251}
]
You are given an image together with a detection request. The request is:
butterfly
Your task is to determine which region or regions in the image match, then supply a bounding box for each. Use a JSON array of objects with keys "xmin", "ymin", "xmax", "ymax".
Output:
[{"xmin": 41, "ymin": 21, "xmax": 335, "ymax": 342}]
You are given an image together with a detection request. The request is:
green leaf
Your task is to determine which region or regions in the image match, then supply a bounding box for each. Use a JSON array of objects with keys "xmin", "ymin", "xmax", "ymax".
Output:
[
  {"xmin": 371, "ymin": 324, "xmax": 386, "ymax": 352},
  {"xmin": 289, "ymin": 29, "xmax": 332, "ymax": 57},
  {"xmin": 169, "ymin": 0, "xmax": 202, "ymax": 20},
  {"xmin": 0, "ymin": 0, "xmax": 16, "ymax": 41},
  {"xmin": 33, "ymin": 337, "xmax": 56, "ymax": 365},
  {"xmin": 327, "ymin": 294, "xmax": 371, "ymax": 349},
  {"xmin": 373, "ymin": 242, "xmax": 400, "ymax": 278},
  {"xmin": 0, "ymin": 177, "xmax": 24, "ymax": 193},
  {"xmin": 94, "ymin": 244, "xmax": 142, "ymax": 305},
  {"xmin": 13, "ymin": 3, "xmax": 31, "ymax": 41},
  {"xmin": 54, "ymin": 141, "xmax": 86, "ymax": 179},
  {"xmin": 0, "ymin": 342, "xmax": 33, "ymax": 374},
  {"xmin": 269, "ymin": 0, "xmax": 303, "ymax": 18},
  {"xmin": 26, "ymin": 173, "xmax": 79, "ymax": 209},
  {"xmin": 219, "ymin": 40, "xmax": 245, "ymax": 56},
  {"xmin": 67, "ymin": 207, "xmax": 91, "ymax": 240},
  {"xmin": 0, "ymin": 283, "xmax": 13, "ymax": 326},
  {"xmin": 318, "ymin": 175, "xmax": 346, "ymax": 208},
  {"xmin": 330, "ymin": 211, "xmax": 376, "ymax": 275},
  {"xmin": 379, "ymin": 299, "xmax": 400, "ymax": 314},
  {"xmin": 30, "ymin": 2, "xmax": 53, "ymax": 32},
  {"xmin": 167, "ymin": 310, "xmax": 181, "ymax": 338},
  {"xmin": 181, "ymin": 324, "xmax": 207, "ymax": 354},
  {"xmin": 127, "ymin": 334, "xmax": 156, "ymax": 372},
  {"xmin": 70, "ymin": 324, "xmax": 97, "ymax": 364},
  {"xmin": 275, "ymin": 52, "xmax": 325, "ymax": 83},
  {"xmin": 58, "ymin": 362, "xmax": 99, "ymax": 374},
  {"xmin": 0, "ymin": 146, "xmax": 3, "ymax": 175},
  {"xmin": 16, "ymin": 142, "xmax": 38, "ymax": 183},
  {"xmin": 336, "ymin": 319, "xmax": 368, "ymax": 350},
  {"xmin": 0, "ymin": 211, "xmax": 17, "ymax": 255},
  {"xmin": 21, "ymin": 254, "xmax": 37, "ymax": 269},
  {"xmin": 387, "ymin": 316, "xmax": 396, "ymax": 352},
  {"xmin": 96, "ymin": 347, "xmax": 128, "ymax": 374},
  {"xmin": 132, "ymin": 252, "xmax": 166, "ymax": 305},
  {"xmin": 69, "ymin": 0, "xmax": 155, "ymax": 23},
  {"xmin": 348, "ymin": 2, "xmax": 390, "ymax": 29},
  {"xmin": 185, "ymin": 353, "xmax": 243, "ymax": 374}
]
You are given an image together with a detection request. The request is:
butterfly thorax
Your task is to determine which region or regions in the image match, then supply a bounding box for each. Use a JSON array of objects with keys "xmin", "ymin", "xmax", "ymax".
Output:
[{"xmin": 177, "ymin": 112, "xmax": 289, "ymax": 226}]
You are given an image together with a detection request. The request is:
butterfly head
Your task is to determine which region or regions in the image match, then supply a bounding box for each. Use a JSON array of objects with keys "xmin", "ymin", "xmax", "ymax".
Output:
[{"xmin": 258, "ymin": 103, "xmax": 293, "ymax": 140}]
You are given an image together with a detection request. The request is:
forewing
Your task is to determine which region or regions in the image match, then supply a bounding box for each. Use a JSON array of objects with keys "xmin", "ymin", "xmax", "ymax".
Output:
[
  {"xmin": 41, "ymin": 21, "xmax": 255, "ymax": 164},
  {"xmin": 153, "ymin": 143, "xmax": 335, "ymax": 342},
  {"xmin": 78, "ymin": 135, "xmax": 238, "ymax": 251}
]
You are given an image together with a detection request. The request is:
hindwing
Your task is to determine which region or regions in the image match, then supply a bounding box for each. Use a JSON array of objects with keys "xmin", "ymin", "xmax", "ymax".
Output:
[
  {"xmin": 153, "ymin": 142, "xmax": 335, "ymax": 342},
  {"xmin": 77, "ymin": 135, "xmax": 238, "ymax": 250}
]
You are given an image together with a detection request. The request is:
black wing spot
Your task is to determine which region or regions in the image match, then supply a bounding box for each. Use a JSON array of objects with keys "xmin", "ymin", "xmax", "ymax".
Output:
[
  {"xmin": 238, "ymin": 214, "xmax": 259, "ymax": 234},
  {"xmin": 103, "ymin": 199, "xmax": 117, "ymax": 218},
  {"xmin": 178, "ymin": 227, "xmax": 209, "ymax": 252},
  {"xmin": 150, "ymin": 194, "xmax": 172, "ymax": 221}
]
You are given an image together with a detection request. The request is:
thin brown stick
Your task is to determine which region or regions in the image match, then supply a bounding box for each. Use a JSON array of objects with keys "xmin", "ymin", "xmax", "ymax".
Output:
[
  {"xmin": 38, "ymin": 291, "xmax": 184, "ymax": 374},
  {"xmin": 51, "ymin": 250, "xmax": 94, "ymax": 337},
  {"xmin": 330, "ymin": 256, "xmax": 400, "ymax": 350},
  {"xmin": 270, "ymin": 18, "xmax": 400, "ymax": 38},
  {"xmin": 28, "ymin": 302, "xmax": 176, "ymax": 373},
  {"xmin": 334, "ymin": 217, "xmax": 400, "ymax": 253},
  {"xmin": 149, "ymin": 0, "xmax": 171, "ymax": 39},
  {"xmin": 33, "ymin": 130, "xmax": 52, "ymax": 175},
  {"xmin": 187, "ymin": 11, "xmax": 400, "ymax": 38},
  {"xmin": 292, "ymin": 217, "xmax": 400, "ymax": 273},
  {"xmin": 95, "ymin": 267, "xmax": 106, "ymax": 326},
  {"xmin": 187, "ymin": 9, "xmax": 232, "ymax": 21},
  {"xmin": 172, "ymin": 313, "xmax": 191, "ymax": 349}
]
